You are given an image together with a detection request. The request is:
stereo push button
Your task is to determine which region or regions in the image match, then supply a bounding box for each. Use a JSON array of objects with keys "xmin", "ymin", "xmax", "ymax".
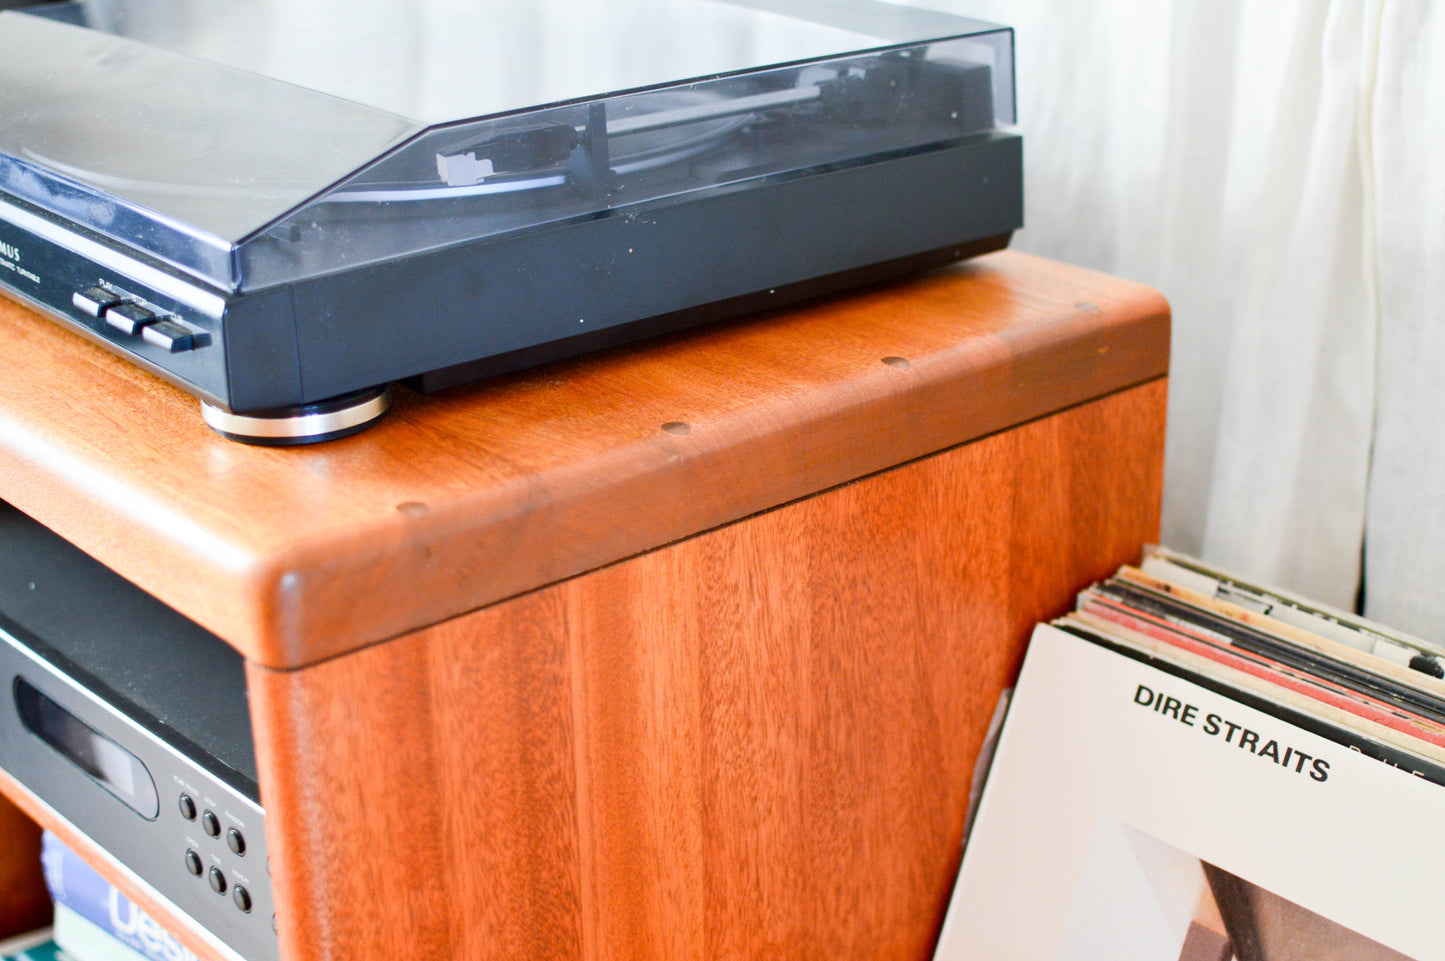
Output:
[
  {"xmin": 178, "ymin": 794, "xmax": 197, "ymax": 820},
  {"xmin": 185, "ymin": 850, "xmax": 203, "ymax": 877},
  {"xmin": 226, "ymin": 827, "xmax": 246, "ymax": 856},
  {"xmin": 104, "ymin": 302, "xmax": 157, "ymax": 335},
  {"xmin": 209, "ymin": 867, "xmax": 227, "ymax": 894},
  {"xmin": 201, "ymin": 810, "xmax": 221, "ymax": 838},
  {"xmin": 233, "ymin": 886, "xmax": 252, "ymax": 914},
  {"xmin": 142, "ymin": 319, "xmax": 201, "ymax": 352},
  {"xmin": 73, "ymin": 286, "xmax": 124, "ymax": 318}
]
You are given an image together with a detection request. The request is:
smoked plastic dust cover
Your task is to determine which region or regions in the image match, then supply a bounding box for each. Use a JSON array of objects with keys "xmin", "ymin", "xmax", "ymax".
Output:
[{"xmin": 0, "ymin": 0, "xmax": 1020, "ymax": 440}]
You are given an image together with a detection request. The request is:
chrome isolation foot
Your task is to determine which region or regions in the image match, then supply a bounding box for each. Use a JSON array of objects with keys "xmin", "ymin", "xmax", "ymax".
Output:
[{"xmin": 200, "ymin": 387, "xmax": 391, "ymax": 446}]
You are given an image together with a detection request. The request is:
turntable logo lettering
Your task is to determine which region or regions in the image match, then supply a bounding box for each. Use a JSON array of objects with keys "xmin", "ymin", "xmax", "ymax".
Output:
[{"xmin": 0, "ymin": 239, "xmax": 40, "ymax": 285}]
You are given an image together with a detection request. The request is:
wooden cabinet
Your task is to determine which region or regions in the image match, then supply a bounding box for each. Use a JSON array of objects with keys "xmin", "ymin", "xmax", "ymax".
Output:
[{"xmin": 0, "ymin": 251, "xmax": 1168, "ymax": 960}]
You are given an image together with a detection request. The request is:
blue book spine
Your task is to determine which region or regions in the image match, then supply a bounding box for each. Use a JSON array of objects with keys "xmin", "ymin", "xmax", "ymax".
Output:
[{"xmin": 40, "ymin": 833, "xmax": 199, "ymax": 961}]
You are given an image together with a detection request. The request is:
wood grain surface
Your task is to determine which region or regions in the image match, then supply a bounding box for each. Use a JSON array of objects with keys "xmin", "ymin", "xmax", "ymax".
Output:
[
  {"xmin": 247, "ymin": 379, "xmax": 1167, "ymax": 961},
  {"xmin": 0, "ymin": 789, "xmax": 50, "ymax": 941},
  {"xmin": 0, "ymin": 251, "xmax": 1168, "ymax": 669}
]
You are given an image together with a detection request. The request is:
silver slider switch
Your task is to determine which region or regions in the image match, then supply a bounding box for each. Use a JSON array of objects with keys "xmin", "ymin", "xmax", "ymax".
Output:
[
  {"xmin": 142, "ymin": 319, "xmax": 203, "ymax": 352},
  {"xmin": 104, "ymin": 302, "xmax": 156, "ymax": 335},
  {"xmin": 72, "ymin": 286, "xmax": 124, "ymax": 318}
]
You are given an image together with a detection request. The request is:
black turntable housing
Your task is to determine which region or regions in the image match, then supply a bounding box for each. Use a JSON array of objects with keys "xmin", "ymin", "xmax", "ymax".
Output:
[{"xmin": 0, "ymin": 0, "xmax": 1021, "ymax": 442}]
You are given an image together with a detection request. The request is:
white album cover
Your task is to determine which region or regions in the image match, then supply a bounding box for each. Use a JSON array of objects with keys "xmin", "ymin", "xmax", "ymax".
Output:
[{"xmin": 933, "ymin": 623, "xmax": 1445, "ymax": 961}]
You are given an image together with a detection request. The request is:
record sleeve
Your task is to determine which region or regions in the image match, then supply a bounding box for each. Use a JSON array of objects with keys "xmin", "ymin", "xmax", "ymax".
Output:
[
  {"xmin": 1076, "ymin": 581, "xmax": 1445, "ymax": 748},
  {"xmin": 935, "ymin": 623, "xmax": 1445, "ymax": 961},
  {"xmin": 1141, "ymin": 547, "xmax": 1445, "ymax": 672}
]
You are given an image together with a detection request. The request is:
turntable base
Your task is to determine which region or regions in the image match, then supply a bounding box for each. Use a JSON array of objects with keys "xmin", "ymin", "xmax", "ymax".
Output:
[{"xmin": 200, "ymin": 389, "xmax": 392, "ymax": 446}]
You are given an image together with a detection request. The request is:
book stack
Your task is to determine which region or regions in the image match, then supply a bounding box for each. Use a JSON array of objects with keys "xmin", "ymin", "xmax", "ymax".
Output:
[
  {"xmin": 0, "ymin": 930, "xmax": 60, "ymax": 961},
  {"xmin": 936, "ymin": 547, "xmax": 1445, "ymax": 961},
  {"xmin": 35, "ymin": 835, "xmax": 199, "ymax": 961}
]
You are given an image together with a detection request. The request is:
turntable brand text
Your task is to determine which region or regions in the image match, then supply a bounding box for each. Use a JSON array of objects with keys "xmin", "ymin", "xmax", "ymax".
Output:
[{"xmin": 0, "ymin": 239, "xmax": 39, "ymax": 285}]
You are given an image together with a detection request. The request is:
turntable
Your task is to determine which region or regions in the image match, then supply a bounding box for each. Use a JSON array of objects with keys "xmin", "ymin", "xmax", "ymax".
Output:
[{"xmin": 0, "ymin": 0, "xmax": 1020, "ymax": 443}]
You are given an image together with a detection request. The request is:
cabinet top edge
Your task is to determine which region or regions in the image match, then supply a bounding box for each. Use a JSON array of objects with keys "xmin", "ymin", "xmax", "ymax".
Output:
[{"xmin": 0, "ymin": 250, "xmax": 1169, "ymax": 667}]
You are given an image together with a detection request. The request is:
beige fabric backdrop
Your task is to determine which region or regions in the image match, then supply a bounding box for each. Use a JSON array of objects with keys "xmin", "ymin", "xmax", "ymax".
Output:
[{"xmin": 915, "ymin": 0, "xmax": 1441, "ymax": 639}]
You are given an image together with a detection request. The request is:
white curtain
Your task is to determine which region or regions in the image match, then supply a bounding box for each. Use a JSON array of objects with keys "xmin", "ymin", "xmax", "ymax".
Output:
[
  {"xmin": 1363, "ymin": 4, "xmax": 1445, "ymax": 637},
  {"xmin": 905, "ymin": 0, "xmax": 1441, "ymax": 639}
]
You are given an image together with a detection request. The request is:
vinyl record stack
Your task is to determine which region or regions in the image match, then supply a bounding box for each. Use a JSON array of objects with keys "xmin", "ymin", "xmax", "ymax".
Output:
[{"xmin": 936, "ymin": 548, "xmax": 1445, "ymax": 961}]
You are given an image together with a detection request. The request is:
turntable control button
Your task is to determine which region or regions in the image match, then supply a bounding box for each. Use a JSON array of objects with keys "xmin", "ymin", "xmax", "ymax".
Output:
[
  {"xmin": 178, "ymin": 794, "xmax": 197, "ymax": 820},
  {"xmin": 73, "ymin": 286, "xmax": 124, "ymax": 318},
  {"xmin": 201, "ymin": 810, "xmax": 221, "ymax": 837},
  {"xmin": 184, "ymin": 850, "xmax": 203, "ymax": 876},
  {"xmin": 232, "ymin": 886, "xmax": 252, "ymax": 914},
  {"xmin": 227, "ymin": 828, "xmax": 246, "ymax": 856},
  {"xmin": 142, "ymin": 319, "xmax": 200, "ymax": 352},
  {"xmin": 209, "ymin": 867, "xmax": 227, "ymax": 894},
  {"xmin": 104, "ymin": 302, "xmax": 156, "ymax": 335}
]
